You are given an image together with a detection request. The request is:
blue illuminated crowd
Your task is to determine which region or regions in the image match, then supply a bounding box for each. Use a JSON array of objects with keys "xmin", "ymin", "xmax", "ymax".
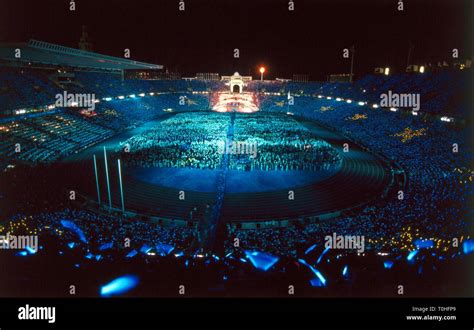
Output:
[{"xmin": 0, "ymin": 67, "xmax": 472, "ymax": 296}]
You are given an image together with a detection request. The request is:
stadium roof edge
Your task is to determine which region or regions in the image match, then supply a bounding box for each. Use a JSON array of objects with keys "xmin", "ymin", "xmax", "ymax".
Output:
[{"xmin": 0, "ymin": 39, "xmax": 162, "ymax": 71}]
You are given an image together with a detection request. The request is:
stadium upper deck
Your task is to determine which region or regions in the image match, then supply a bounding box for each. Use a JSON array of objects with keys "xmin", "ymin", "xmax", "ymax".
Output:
[{"xmin": 0, "ymin": 39, "xmax": 161, "ymax": 71}]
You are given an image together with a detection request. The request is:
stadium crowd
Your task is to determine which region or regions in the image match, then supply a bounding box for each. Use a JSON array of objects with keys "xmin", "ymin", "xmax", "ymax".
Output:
[
  {"xmin": 230, "ymin": 113, "xmax": 341, "ymax": 171},
  {"xmin": 117, "ymin": 112, "xmax": 228, "ymax": 169}
]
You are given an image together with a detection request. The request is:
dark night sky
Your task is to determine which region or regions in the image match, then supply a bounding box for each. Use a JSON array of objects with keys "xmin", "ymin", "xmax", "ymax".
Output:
[{"xmin": 0, "ymin": 0, "xmax": 472, "ymax": 80}]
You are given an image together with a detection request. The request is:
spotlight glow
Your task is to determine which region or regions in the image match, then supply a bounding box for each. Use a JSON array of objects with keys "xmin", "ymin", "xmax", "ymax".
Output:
[
  {"xmin": 100, "ymin": 275, "xmax": 139, "ymax": 296},
  {"xmin": 244, "ymin": 250, "xmax": 279, "ymax": 271},
  {"xmin": 211, "ymin": 92, "xmax": 259, "ymax": 113}
]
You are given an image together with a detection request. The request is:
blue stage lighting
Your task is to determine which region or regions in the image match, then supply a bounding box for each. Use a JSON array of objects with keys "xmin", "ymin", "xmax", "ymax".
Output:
[
  {"xmin": 317, "ymin": 246, "xmax": 330, "ymax": 264},
  {"xmin": 99, "ymin": 242, "xmax": 113, "ymax": 251},
  {"xmin": 100, "ymin": 275, "xmax": 139, "ymax": 296},
  {"xmin": 126, "ymin": 250, "xmax": 138, "ymax": 258},
  {"xmin": 60, "ymin": 220, "xmax": 88, "ymax": 243},
  {"xmin": 304, "ymin": 244, "xmax": 317, "ymax": 255},
  {"xmin": 298, "ymin": 259, "xmax": 327, "ymax": 286},
  {"xmin": 414, "ymin": 239, "xmax": 434, "ymax": 249},
  {"xmin": 25, "ymin": 246, "xmax": 37, "ymax": 254},
  {"xmin": 407, "ymin": 250, "xmax": 419, "ymax": 261},
  {"xmin": 140, "ymin": 244, "xmax": 152, "ymax": 254},
  {"xmin": 463, "ymin": 239, "xmax": 474, "ymax": 255},
  {"xmin": 310, "ymin": 278, "xmax": 325, "ymax": 287},
  {"xmin": 383, "ymin": 260, "xmax": 394, "ymax": 269},
  {"xmin": 155, "ymin": 243, "xmax": 174, "ymax": 256},
  {"xmin": 244, "ymin": 250, "xmax": 279, "ymax": 271},
  {"xmin": 342, "ymin": 265, "xmax": 348, "ymax": 277}
]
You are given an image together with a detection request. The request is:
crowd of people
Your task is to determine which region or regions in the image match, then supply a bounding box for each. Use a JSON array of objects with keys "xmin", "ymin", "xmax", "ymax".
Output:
[
  {"xmin": 2, "ymin": 208, "xmax": 196, "ymax": 255},
  {"xmin": 117, "ymin": 112, "xmax": 228, "ymax": 169},
  {"xmin": 227, "ymin": 93, "xmax": 472, "ymax": 258},
  {"xmin": 0, "ymin": 67, "xmax": 472, "ymax": 297},
  {"xmin": 115, "ymin": 111, "xmax": 341, "ymax": 172},
  {"xmin": 230, "ymin": 113, "xmax": 341, "ymax": 171},
  {"xmin": 1, "ymin": 205, "xmax": 472, "ymax": 297}
]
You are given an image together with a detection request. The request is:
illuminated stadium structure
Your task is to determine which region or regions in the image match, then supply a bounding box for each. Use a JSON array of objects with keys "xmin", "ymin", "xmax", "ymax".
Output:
[{"xmin": 211, "ymin": 92, "xmax": 259, "ymax": 113}]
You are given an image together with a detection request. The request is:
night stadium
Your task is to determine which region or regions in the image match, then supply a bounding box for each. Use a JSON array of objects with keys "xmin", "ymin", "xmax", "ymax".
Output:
[{"xmin": 0, "ymin": 0, "xmax": 473, "ymax": 328}]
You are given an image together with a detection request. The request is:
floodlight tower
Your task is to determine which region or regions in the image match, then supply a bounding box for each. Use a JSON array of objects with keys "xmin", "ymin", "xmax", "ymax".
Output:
[
  {"xmin": 259, "ymin": 66, "xmax": 266, "ymax": 81},
  {"xmin": 349, "ymin": 46, "xmax": 355, "ymax": 83}
]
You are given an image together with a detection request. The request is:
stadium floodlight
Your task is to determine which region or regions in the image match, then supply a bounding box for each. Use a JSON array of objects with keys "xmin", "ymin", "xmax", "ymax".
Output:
[
  {"xmin": 326, "ymin": 96, "xmax": 332, "ymax": 100},
  {"xmin": 103, "ymin": 97, "xmax": 112, "ymax": 101},
  {"xmin": 372, "ymin": 104, "xmax": 379, "ymax": 109},
  {"xmin": 440, "ymin": 116, "xmax": 453, "ymax": 122},
  {"xmin": 358, "ymin": 101, "xmax": 365, "ymax": 106},
  {"xmin": 100, "ymin": 275, "xmax": 139, "ymax": 296},
  {"xmin": 138, "ymin": 93, "xmax": 145, "ymax": 97},
  {"xmin": 118, "ymin": 96, "xmax": 125, "ymax": 99},
  {"xmin": 389, "ymin": 107, "xmax": 397, "ymax": 112},
  {"xmin": 317, "ymin": 95, "xmax": 323, "ymax": 98},
  {"xmin": 407, "ymin": 250, "xmax": 419, "ymax": 261},
  {"xmin": 346, "ymin": 99, "xmax": 352, "ymax": 104},
  {"xmin": 336, "ymin": 97, "xmax": 342, "ymax": 101},
  {"xmin": 419, "ymin": 66, "xmax": 425, "ymax": 73},
  {"xmin": 384, "ymin": 67, "xmax": 390, "ymax": 75},
  {"xmin": 149, "ymin": 92, "xmax": 155, "ymax": 96},
  {"xmin": 259, "ymin": 66, "xmax": 266, "ymax": 81},
  {"xmin": 129, "ymin": 94, "xmax": 136, "ymax": 98}
]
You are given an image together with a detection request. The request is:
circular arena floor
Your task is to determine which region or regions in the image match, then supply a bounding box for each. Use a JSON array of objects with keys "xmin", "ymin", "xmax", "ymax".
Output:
[{"xmin": 64, "ymin": 112, "xmax": 392, "ymax": 223}]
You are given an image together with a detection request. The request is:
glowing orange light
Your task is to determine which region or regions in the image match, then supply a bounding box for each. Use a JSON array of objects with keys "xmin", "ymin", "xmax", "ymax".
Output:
[{"xmin": 259, "ymin": 67, "xmax": 266, "ymax": 74}]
